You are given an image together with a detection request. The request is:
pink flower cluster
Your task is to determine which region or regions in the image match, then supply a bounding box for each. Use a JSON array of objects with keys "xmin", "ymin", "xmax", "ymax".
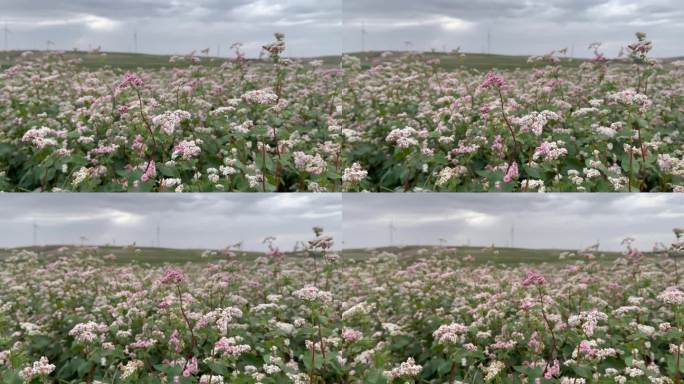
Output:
[
  {"xmin": 160, "ymin": 267, "xmax": 185, "ymax": 285},
  {"xmin": 522, "ymin": 270, "xmax": 546, "ymax": 287},
  {"xmin": 480, "ymin": 71, "xmax": 506, "ymax": 89}
]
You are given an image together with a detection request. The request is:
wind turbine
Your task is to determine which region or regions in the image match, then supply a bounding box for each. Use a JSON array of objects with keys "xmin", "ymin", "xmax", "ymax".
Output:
[
  {"xmin": 403, "ymin": 40, "xmax": 413, "ymax": 52},
  {"xmin": 45, "ymin": 40, "xmax": 55, "ymax": 51},
  {"xmin": 155, "ymin": 222, "xmax": 160, "ymax": 247},
  {"xmin": 487, "ymin": 29, "xmax": 491, "ymax": 54},
  {"xmin": 509, "ymin": 224, "xmax": 515, "ymax": 248},
  {"xmin": 361, "ymin": 21, "xmax": 367, "ymax": 56},
  {"xmin": 32, "ymin": 220, "xmax": 39, "ymax": 246},
  {"xmin": 79, "ymin": 236, "xmax": 88, "ymax": 247},
  {"xmin": 389, "ymin": 219, "xmax": 396, "ymax": 246},
  {"xmin": 2, "ymin": 22, "xmax": 10, "ymax": 51}
]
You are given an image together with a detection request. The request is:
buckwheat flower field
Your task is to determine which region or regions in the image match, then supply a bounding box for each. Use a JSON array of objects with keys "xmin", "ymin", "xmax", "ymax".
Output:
[
  {"xmin": 3, "ymin": 230, "xmax": 684, "ymax": 383},
  {"xmin": 1, "ymin": 33, "xmax": 682, "ymax": 192}
]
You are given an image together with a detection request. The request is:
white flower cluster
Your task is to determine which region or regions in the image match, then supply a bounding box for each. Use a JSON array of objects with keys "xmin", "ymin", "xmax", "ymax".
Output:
[
  {"xmin": 571, "ymin": 107, "xmax": 599, "ymax": 118},
  {"xmin": 533, "ymin": 140, "xmax": 568, "ymax": 162},
  {"xmin": 120, "ymin": 359, "xmax": 145, "ymax": 379},
  {"xmin": 197, "ymin": 307, "xmax": 243, "ymax": 334},
  {"xmin": 516, "ymin": 110, "xmax": 559, "ymax": 136},
  {"xmin": 567, "ymin": 310, "xmax": 608, "ymax": 336},
  {"xmin": 21, "ymin": 126, "xmax": 61, "ymax": 149},
  {"xmin": 521, "ymin": 179, "xmax": 545, "ymax": 192},
  {"xmin": 386, "ymin": 126, "xmax": 420, "ymax": 148},
  {"xmin": 383, "ymin": 357, "xmax": 422, "ymax": 379},
  {"xmin": 342, "ymin": 162, "xmax": 368, "ymax": 185},
  {"xmin": 19, "ymin": 356, "xmax": 55, "ymax": 381},
  {"xmin": 483, "ymin": 360, "xmax": 505, "ymax": 381},
  {"xmin": 341, "ymin": 301, "xmax": 374, "ymax": 320},
  {"xmin": 199, "ymin": 375, "xmax": 224, "ymax": 384},
  {"xmin": 436, "ymin": 166, "xmax": 468, "ymax": 187},
  {"xmin": 433, "ymin": 322, "xmax": 468, "ymax": 344},
  {"xmin": 241, "ymin": 89, "xmax": 278, "ymax": 105},
  {"xmin": 214, "ymin": 336, "xmax": 252, "ymax": 358},
  {"xmin": 657, "ymin": 154, "xmax": 684, "ymax": 177},
  {"xmin": 608, "ymin": 89, "xmax": 651, "ymax": 109},
  {"xmin": 69, "ymin": 321, "xmax": 109, "ymax": 343},
  {"xmin": 172, "ymin": 139, "xmax": 202, "ymax": 160},
  {"xmin": 559, "ymin": 378, "xmax": 586, "ymax": 384},
  {"xmin": 152, "ymin": 110, "xmax": 191, "ymax": 135},
  {"xmin": 658, "ymin": 287, "xmax": 684, "ymax": 305},
  {"xmin": 293, "ymin": 285, "xmax": 333, "ymax": 304},
  {"xmin": 293, "ymin": 151, "xmax": 327, "ymax": 175}
]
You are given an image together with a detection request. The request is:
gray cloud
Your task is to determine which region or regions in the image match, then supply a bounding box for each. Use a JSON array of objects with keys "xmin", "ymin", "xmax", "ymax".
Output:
[
  {"xmin": 342, "ymin": 0, "xmax": 684, "ymax": 57},
  {"xmin": 0, "ymin": 193, "xmax": 680, "ymax": 253},
  {"xmin": 342, "ymin": 194, "xmax": 684, "ymax": 251},
  {"xmin": 0, "ymin": 194, "xmax": 342, "ymax": 251},
  {"xmin": 0, "ymin": 0, "xmax": 341, "ymax": 57},
  {"xmin": 1, "ymin": 0, "xmax": 681, "ymax": 58}
]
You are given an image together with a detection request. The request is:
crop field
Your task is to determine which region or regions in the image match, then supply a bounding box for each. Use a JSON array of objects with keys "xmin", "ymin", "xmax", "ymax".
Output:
[
  {"xmin": 1, "ymin": 33, "xmax": 682, "ymax": 192},
  {"xmin": 2, "ymin": 229, "xmax": 683, "ymax": 383}
]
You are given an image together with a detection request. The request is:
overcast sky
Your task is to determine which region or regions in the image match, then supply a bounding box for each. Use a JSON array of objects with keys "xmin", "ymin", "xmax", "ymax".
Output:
[
  {"xmin": 343, "ymin": 194, "xmax": 684, "ymax": 251},
  {"xmin": 0, "ymin": 194, "xmax": 342, "ymax": 251},
  {"xmin": 1, "ymin": 0, "xmax": 681, "ymax": 58},
  {"xmin": 0, "ymin": 0, "xmax": 342, "ymax": 57},
  {"xmin": 343, "ymin": 0, "xmax": 684, "ymax": 57},
  {"xmin": 0, "ymin": 194, "xmax": 681, "ymax": 252}
]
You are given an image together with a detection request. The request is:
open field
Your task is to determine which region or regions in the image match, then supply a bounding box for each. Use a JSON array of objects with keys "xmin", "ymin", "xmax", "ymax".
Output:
[
  {"xmin": 0, "ymin": 50, "xmax": 580, "ymax": 72},
  {"xmin": 0, "ymin": 245, "xmax": 263, "ymax": 265},
  {"xmin": 1, "ymin": 231, "xmax": 682, "ymax": 383},
  {"xmin": 2, "ymin": 49, "xmax": 681, "ymax": 72},
  {"xmin": 0, "ymin": 51, "xmax": 343, "ymax": 71},
  {"xmin": 1, "ymin": 33, "xmax": 682, "ymax": 192},
  {"xmin": 0, "ymin": 244, "xmax": 624, "ymax": 265}
]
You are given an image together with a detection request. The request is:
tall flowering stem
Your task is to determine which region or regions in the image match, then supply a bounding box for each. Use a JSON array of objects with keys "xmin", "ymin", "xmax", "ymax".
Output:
[
  {"xmin": 481, "ymin": 72, "xmax": 521, "ymax": 181},
  {"xmin": 262, "ymin": 32, "xmax": 287, "ymax": 190},
  {"xmin": 119, "ymin": 72, "xmax": 159, "ymax": 186},
  {"xmin": 160, "ymin": 268, "xmax": 197, "ymax": 359},
  {"xmin": 523, "ymin": 270, "xmax": 559, "ymax": 360}
]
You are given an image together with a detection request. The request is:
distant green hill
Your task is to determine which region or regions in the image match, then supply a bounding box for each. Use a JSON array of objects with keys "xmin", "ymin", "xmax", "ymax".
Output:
[
  {"xmin": 0, "ymin": 50, "xmax": 341, "ymax": 70},
  {"xmin": 344, "ymin": 50, "xmax": 588, "ymax": 71},
  {"xmin": 0, "ymin": 244, "xmax": 629, "ymax": 266},
  {"xmin": 342, "ymin": 245, "xmax": 626, "ymax": 265},
  {"xmin": 1, "ymin": 49, "xmax": 680, "ymax": 72},
  {"xmin": 0, "ymin": 245, "xmax": 265, "ymax": 265}
]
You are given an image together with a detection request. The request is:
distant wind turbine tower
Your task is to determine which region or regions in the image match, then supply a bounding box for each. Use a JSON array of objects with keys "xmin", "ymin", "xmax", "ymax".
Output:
[
  {"xmin": 156, "ymin": 223, "xmax": 160, "ymax": 247},
  {"xmin": 133, "ymin": 30, "xmax": 138, "ymax": 53},
  {"xmin": 2, "ymin": 22, "xmax": 10, "ymax": 51},
  {"xmin": 33, "ymin": 220, "xmax": 38, "ymax": 246},
  {"xmin": 361, "ymin": 21, "xmax": 367, "ymax": 54},
  {"xmin": 570, "ymin": 43, "xmax": 575, "ymax": 59},
  {"xmin": 389, "ymin": 219, "xmax": 396, "ymax": 246},
  {"xmin": 487, "ymin": 29, "xmax": 491, "ymax": 54},
  {"xmin": 510, "ymin": 224, "xmax": 515, "ymax": 248},
  {"xmin": 45, "ymin": 40, "xmax": 55, "ymax": 51}
]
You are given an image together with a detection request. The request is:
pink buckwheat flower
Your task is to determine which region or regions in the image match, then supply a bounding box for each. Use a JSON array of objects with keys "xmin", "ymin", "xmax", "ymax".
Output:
[
  {"xmin": 118, "ymin": 72, "xmax": 144, "ymax": 89},
  {"xmin": 522, "ymin": 270, "xmax": 546, "ymax": 287},
  {"xmin": 160, "ymin": 268, "xmax": 185, "ymax": 285},
  {"xmin": 504, "ymin": 162, "xmax": 519, "ymax": 183},
  {"xmin": 141, "ymin": 160, "xmax": 156, "ymax": 182},
  {"xmin": 480, "ymin": 71, "xmax": 506, "ymax": 89},
  {"xmin": 544, "ymin": 360, "xmax": 560, "ymax": 379}
]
